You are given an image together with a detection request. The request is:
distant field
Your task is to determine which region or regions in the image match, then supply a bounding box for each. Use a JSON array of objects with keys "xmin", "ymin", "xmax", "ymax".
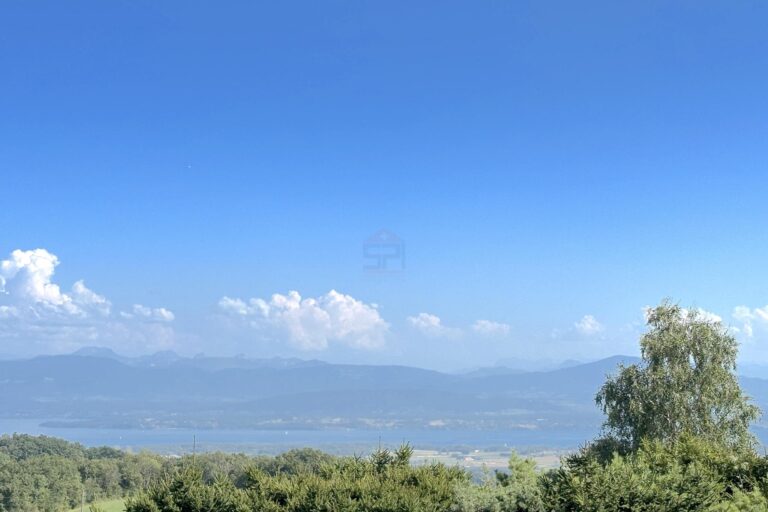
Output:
[
  {"xmin": 411, "ymin": 449, "xmax": 564, "ymax": 472},
  {"xmin": 68, "ymin": 498, "xmax": 124, "ymax": 512}
]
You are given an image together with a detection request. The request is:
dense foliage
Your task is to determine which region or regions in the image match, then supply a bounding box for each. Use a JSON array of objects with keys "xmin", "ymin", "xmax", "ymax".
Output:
[
  {"xmin": 118, "ymin": 442, "xmax": 768, "ymax": 512},
  {"xmin": 542, "ymin": 435, "xmax": 768, "ymax": 511},
  {"xmin": 6, "ymin": 433, "xmax": 768, "ymax": 512},
  {"xmin": 127, "ymin": 445, "xmax": 468, "ymax": 512},
  {"xmin": 0, "ymin": 434, "xmax": 168, "ymax": 512},
  {"xmin": 0, "ymin": 436, "xmax": 337, "ymax": 512}
]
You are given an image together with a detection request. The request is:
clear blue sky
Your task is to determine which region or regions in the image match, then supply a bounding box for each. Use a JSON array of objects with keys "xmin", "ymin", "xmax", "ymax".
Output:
[{"xmin": 2, "ymin": 1, "xmax": 768, "ymax": 369}]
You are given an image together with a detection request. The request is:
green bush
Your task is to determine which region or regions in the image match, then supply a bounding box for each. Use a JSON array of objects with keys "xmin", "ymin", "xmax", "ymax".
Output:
[
  {"xmin": 541, "ymin": 435, "xmax": 768, "ymax": 511},
  {"xmin": 126, "ymin": 445, "xmax": 467, "ymax": 512}
]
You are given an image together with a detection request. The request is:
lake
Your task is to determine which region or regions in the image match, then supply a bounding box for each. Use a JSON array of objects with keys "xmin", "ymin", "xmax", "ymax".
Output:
[{"xmin": 0, "ymin": 418, "xmax": 598, "ymax": 454}]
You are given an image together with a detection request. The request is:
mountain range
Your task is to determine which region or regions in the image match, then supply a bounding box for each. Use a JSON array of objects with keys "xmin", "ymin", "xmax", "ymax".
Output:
[{"xmin": 1, "ymin": 350, "xmax": 766, "ymax": 434}]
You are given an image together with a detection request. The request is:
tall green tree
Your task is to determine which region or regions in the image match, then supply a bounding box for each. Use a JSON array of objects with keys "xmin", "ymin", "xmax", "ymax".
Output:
[{"xmin": 596, "ymin": 301, "xmax": 760, "ymax": 451}]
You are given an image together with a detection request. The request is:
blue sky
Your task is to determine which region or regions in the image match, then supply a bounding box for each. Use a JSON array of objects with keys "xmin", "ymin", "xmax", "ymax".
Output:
[{"xmin": 2, "ymin": 1, "xmax": 768, "ymax": 369}]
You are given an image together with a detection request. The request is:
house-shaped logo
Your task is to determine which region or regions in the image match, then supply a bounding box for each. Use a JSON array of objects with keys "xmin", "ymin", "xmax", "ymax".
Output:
[{"xmin": 363, "ymin": 229, "xmax": 405, "ymax": 273}]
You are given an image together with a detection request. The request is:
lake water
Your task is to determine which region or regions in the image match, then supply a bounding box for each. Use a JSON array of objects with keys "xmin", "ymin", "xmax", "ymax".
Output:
[
  {"xmin": 0, "ymin": 418, "xmax": 598, "ymax": 453},
  {"xmin": 7, "ymin": 419, "xmax": 766, "ymax": 455}
]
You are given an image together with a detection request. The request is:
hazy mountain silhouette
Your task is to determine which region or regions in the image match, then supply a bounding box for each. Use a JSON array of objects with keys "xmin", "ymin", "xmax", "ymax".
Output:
[{"xmin": 2, "ymin": 351, "xmax": 764, "ymax": 432}]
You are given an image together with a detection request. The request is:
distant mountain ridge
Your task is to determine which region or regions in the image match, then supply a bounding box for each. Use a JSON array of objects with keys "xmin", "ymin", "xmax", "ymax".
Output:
[
  {"xmin": 72, "ymin": 346, "xmax": 327, "ymax": 370},
  {"xmin": 2, "ymin": 351, "xmax": 764, "ymax": 433}
]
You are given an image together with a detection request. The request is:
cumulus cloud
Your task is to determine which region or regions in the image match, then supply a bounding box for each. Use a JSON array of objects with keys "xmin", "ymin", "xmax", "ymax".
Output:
[
  {"xmin": 121, "ymin": 304, "xmax": 175, "ymax": 322},
  {"xmin": 685, "ymin": 307, "xmax": 722, "ymax": 324},
  {"xmin": 732, "ymin": 305, "xmax": 768, "ymax": 338},
  {"xmin": 218, "ymin": 290, "xmax": 388, "ymax": 350},
  {"xmin": 472, "ymin": 319, "xmax": 511, "ymax": 337},
  {"xmin": 407, "ymin": 312, "xmax": 443, "ymax": 335},
  {"xmin": 0, "ymin": 248, "xmax": 175, "ymax": 353},
  {"xmin": 0, "ymin": 249, "xmax": 110, "ymax": 317},
  {"xmin": 407, "ymin": 312, "xmax": 462, "ymax": 338},
  {"xmin": 574, "ymin": 315, "xmax": 604, "ymax": 336}
]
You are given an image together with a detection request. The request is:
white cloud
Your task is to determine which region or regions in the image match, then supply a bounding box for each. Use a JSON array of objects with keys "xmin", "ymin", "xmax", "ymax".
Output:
[
  {"xmin": 732, "ymin": 305, "xmax": 768, "ymax": 339},
  {"xmin": 472, "ymin": 319, "xmax": 511, "ymax": 337},
  {"xmin": 71, "ymin": 280, "xmax": 111, "ymax": 316},
  {"xmin": 121, "ymin": 304, "xmax": 175, "ymax": 322},
  {"xmin": 0, "ymin": 249, "xmax": 110, "ymax": 317},
  {"xmin": 218, "ymin": 290, "xmax": 388, "ymax": 351},
  {"xmin": 407, "ymin": 312, "xmax": 440, "ymax": 335},
  {"xmin": 574, "ymin": 315, "xmax": 604, "ymax": 336},
  {"xmin": 1, "ymin": 249, "xmax": 65, "ymax": 304},
  {"xmin": 0, "ymin": 248, "xmax": 175, "ymax": 354},
  {"xmin": 686, "ymin": 307, "xmax": 722, "ymax": 324},
  {"xmin": 218, "ymin": 296, "xmax": 251, "ymax": 316},
  {"xmin": 407, "ymin": 312, "xmax": 462, "ymax": 338}
]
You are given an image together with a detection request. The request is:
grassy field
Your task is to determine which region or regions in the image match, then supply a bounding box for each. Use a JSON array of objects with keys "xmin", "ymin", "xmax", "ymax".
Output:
[{"xmin": 68, "ymin": 498, "xmax": 124, "ymax": 512}]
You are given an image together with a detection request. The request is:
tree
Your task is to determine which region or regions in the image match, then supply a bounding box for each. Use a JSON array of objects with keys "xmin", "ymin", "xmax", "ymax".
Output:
[{"xmin": 596, "ymin": 300, "xmax": 760, "ymax": 452}]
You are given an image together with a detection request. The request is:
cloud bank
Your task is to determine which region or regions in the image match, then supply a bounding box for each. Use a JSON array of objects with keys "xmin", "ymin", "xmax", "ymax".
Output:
[
  {"xmin": 218, "ymin": 290, "xmax": 388, "ymax": 350},
  {"xmin": 406, "ymin": 312, "xmax": 462, "ymax": 338},
  {"xmin": 6, "ymin": 249, "xmax": 768, "ymax": 366},
  {"xmin": 472, "ymin": 319, "xmax": 511, "ymax": 337},
  {"xmin": 0, "ymin": 249, "xmax": 175, "ymax": 354},
  {"xmin": 733, "ymin": 305, "xmax": 768, "ymax": 338},
  {"xmin": 574, "ymin": 315, "xmax": 604, "ymax": 336}
]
